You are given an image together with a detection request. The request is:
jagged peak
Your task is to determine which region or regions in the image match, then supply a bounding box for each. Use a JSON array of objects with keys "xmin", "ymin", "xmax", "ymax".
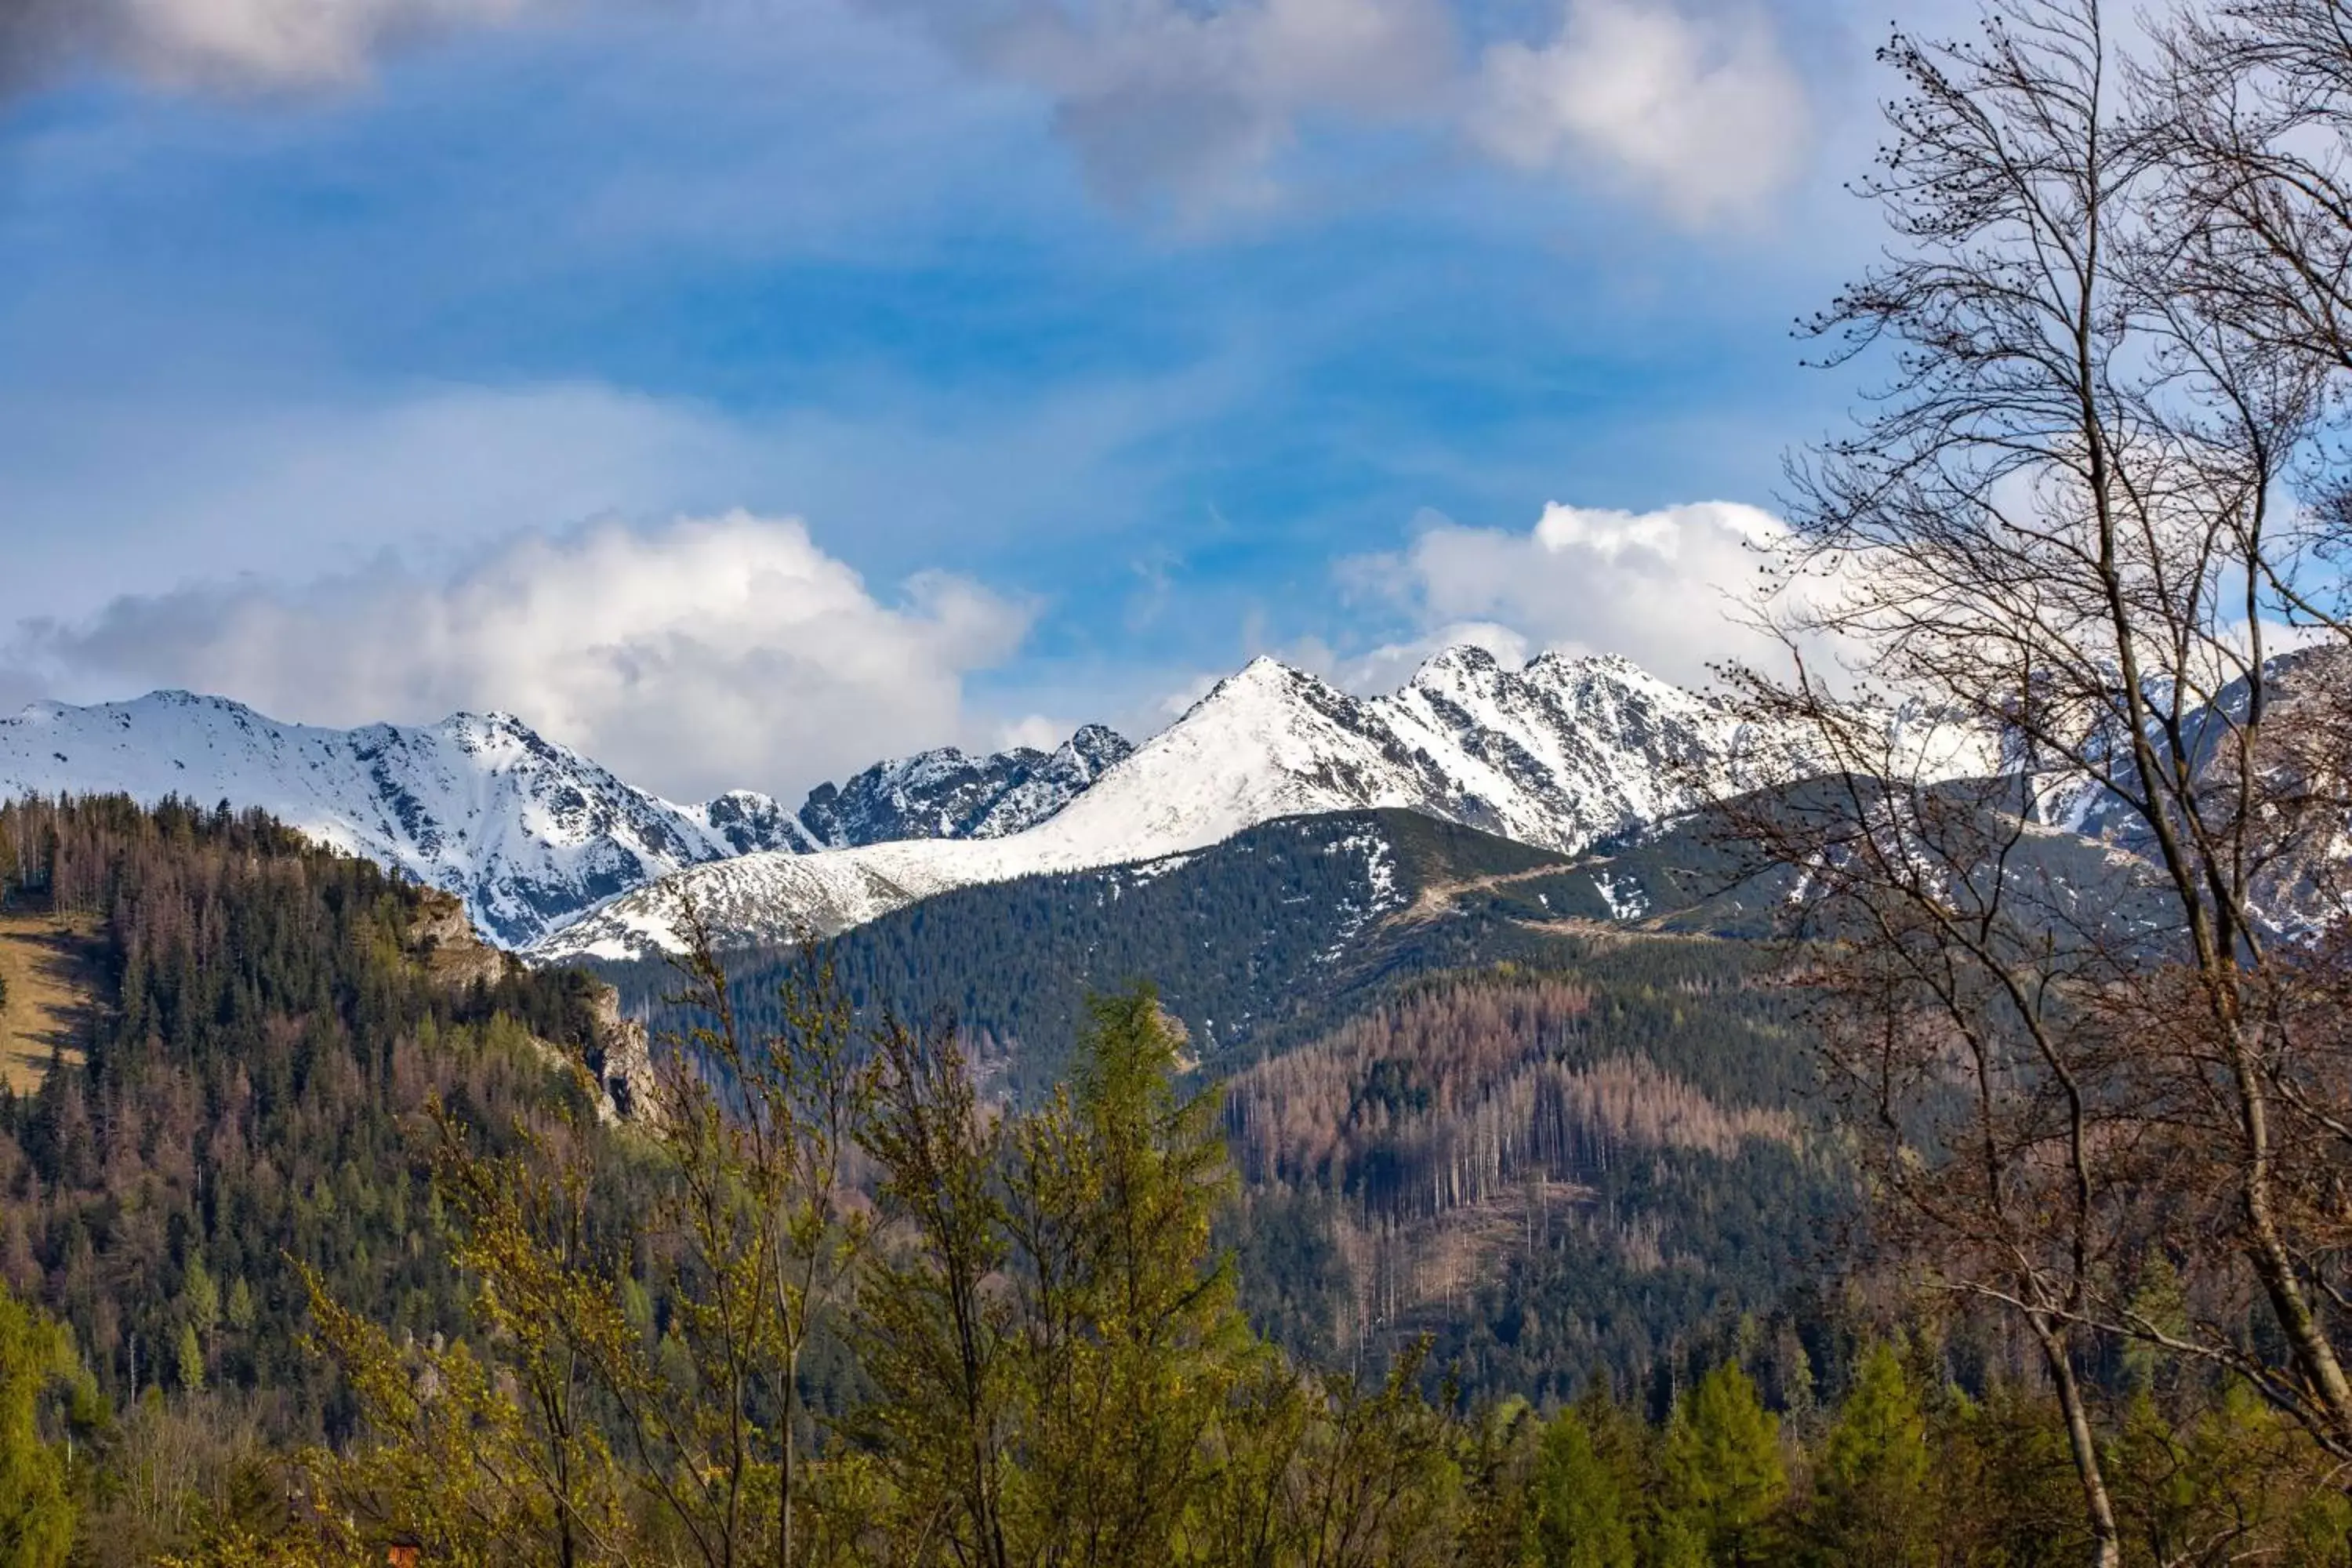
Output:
[
  {"xmin": 438, "ymin": 708, "xmax": 541, "ymax": 737},
  {"xmin": 1203, "ymin": 655, "xmax": 1338, "ymax": 708},
  {"xmin": 1056, "ymin": 723, "xmax": 1131, "ymax": 769},
  {"xmin": 1526, "ymin": 648, "xmax": 1635, "ymax": 676},
  {"xmin": 1396, "ymin": 644, "xmax": 1691, "ymax": 707},
  {"xmin": 1410, "ymin": 642, "xmax": 1504, "ymax": 682},
  {"xmin": 705, "ymin": 786, "xmax": 783, "ymax": 809},
  {"xmin": 1232, "ymin": 653, "xmax": 1298, "ymax": 683},
  {"xmin": 1521, "ymin": 648, "xmax": 1695, "ymax": 699}
]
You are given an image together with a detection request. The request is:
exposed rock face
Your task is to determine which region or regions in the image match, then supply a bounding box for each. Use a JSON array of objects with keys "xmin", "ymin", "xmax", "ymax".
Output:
[
  {"xmin": 586, "ymin": 984, "xmax": 658, "ymax": 1125},
  {"xmin": 405, "ymin": 891, "xmax": 508, "ymax": 989},
  {"xmin": 798, "ymin": 724, "xmax": 1134, "ymax": 848},
  {"xmin": 400, "ymin": 888, "xmax": 655, "ymax": 1123}
]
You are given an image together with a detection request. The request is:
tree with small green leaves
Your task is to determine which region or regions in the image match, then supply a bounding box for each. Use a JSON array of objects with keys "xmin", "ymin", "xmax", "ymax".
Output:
[
  {"xmin": 307, "ymin": 903, "xmax": 883, "ymax": 1568},
  {"xmin": 850, "ymin": 1006, "xmax": 1015, "ymax": 1568},
  {"xmin": 174, "ymin": 1324, "xmax": 205, "ymax": 1396},
  {"xmin": 183, "ymin": 1257, "xmax": 220, "ymax": 1381},
  {"xmin": 1002, "ymin": 985, "xmax": 1248, "ymax": 1566},
  {"xmin": 224, "ymin": 1278, "xmax": 256, "ymax": 1337},
  {"xmin": 1530, "ymin": 1403, "xmax": 1634, "ymax": 1568}
]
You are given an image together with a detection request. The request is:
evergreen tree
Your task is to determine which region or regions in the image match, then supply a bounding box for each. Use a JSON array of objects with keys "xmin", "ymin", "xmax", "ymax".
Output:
[
  {"xmin": 1007, "ymin": 985, "xmax": 1246, "ymax": 1563},
  {"xmin": 1656, "ymin": 1364, "xmax": 1784, "ymax": 1568},
  {"xmin": 1810, "ymin": 1343, "xmax": 1930, "ymax": 1567},
  {"xmin": 173, "ymin": 1324, "xmax": 204, "ymax": 1396},
  {"xmin": 182, "ymin": 1258, "xmax": 220, "ymax": 1381},
  {"xmin": 1530, "ymin": 1405, "xmax": 1634, "ymax": 1568},
  {"xmin": 0, "ymin": 1285, "xmax": 74, "ymax": 1568}
]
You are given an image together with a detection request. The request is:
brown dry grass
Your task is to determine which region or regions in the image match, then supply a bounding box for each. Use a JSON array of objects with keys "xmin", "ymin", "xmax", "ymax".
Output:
[{"xmin": 0, "ymin": 909, "xmax": 98, "ymax": 1091}]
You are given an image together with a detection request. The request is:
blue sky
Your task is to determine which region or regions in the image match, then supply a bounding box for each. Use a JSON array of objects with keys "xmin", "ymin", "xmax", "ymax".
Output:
[{"xmin": 0, "ymin": 0, "xmax": 1915, "ymax": 800}]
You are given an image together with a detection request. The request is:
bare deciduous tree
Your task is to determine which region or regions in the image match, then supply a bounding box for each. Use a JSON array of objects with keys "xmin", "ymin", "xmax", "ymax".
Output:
[{"xmin": 1722, "ymin": 0, "xmax": 2352, "ymax": 1555}]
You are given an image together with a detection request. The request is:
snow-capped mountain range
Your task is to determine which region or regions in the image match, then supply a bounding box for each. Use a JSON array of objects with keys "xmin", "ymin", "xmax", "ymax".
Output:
[
  {"xmin": 532, "ymin": 645, "xmax": 1805, "ymax": 962},
  {"xmin": 0, "ymin": 644, "xmax": 1845, "ymax": 961},
  {"xmin": 0, "ymin": 691, "xmax": 1123, "ymax": 947}
]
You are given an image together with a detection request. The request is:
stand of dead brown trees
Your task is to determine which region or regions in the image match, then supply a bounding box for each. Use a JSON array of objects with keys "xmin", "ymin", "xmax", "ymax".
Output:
[{"xmin": 1719, "ymin": 0, "xmax": 2352, "ymax": 1562}]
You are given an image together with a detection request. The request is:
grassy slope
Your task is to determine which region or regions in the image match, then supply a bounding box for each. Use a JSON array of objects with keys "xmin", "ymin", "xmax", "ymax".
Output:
[{"xmin": 0, "ymin": 907, "xmax": 95, "ymax": 1090}]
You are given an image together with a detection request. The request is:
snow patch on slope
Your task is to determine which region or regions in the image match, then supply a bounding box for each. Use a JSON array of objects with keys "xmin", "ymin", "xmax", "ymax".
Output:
[{"xmin": 531, "ymin": 645, "xmax": 1823, "ymax": 962}]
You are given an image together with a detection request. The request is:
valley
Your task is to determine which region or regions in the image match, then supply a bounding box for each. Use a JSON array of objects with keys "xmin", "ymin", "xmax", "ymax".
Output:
[{"xmin": 2, "ymin": 645, "xmax": 2343, "ymax": 1563}]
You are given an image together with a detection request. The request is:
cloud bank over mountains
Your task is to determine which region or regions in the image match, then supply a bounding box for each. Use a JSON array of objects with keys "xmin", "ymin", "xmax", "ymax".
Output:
[
  {"xmin": 1341, "ymin": 499, "xmax": 1798, "ymax": 694},
  {"xmin": 0, "ymin": 0, "xmax": 1818, "ymax": 225},
  {"xmin": 0, "ymin": 495, "xmax": 1818, "ymax": 805},
  {"xmin": 0, "ymin": 514, "xmax": 1034, "ymax": 803}
]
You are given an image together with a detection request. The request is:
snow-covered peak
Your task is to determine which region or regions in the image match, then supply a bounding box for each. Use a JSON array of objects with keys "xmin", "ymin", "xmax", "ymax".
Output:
[
  {"xmin": 7, "ymin": 642, "xmax": 1870, "ymax": 965},
  {"xmin": 532, "ymin": 644, "xmax": 1805, "ymax": 962},
  {"xmin": 1407, "ymin": 641, "xmax": 1504, "ymax": 684},
  {"xmin": 797, "ymin": 723, "xmax": 1134, "ymax": 848},
  {"xmin": 0, "ymin": 692, "xmax": 749, "ymax": 947},
  {"xmin": 0, "ymin": 692, "xmax": 1127, "ymax": 949}
]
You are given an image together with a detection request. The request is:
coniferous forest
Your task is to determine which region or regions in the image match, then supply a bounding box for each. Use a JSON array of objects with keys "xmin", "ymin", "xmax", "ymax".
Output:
[{"xmin": 0, "ymin": 791, "xmax": 2349, "ymax": 1566}]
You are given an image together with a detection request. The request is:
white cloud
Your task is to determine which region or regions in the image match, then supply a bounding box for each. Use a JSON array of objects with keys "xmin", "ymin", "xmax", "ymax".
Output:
[
  {"xmin": 2, "ymin": 513, "xmax": 1036, "ymax": 801},
  {"xmin": 0, "ymin": 372, "xmax": 1235, "ymax": 637},
  {"xmin": 1348, "ymin": 499, "xmax": 1798, "ymax": 690},
  {"xmin": 6, "ymin": 0, "xmax": 1823, "ymax": 227},
  {"xmin": 2, "ymin": 0, "xmax": 547, "ymax": 93},
  {"xmin": 887, "ymin": 0, "xmax": 1817, "ymax": 223},
  {"xmin": 994, "ymin": 713, "xmax": 1070, "ymax": 753},
  {"xmin": 1468, "ymin": 0, "xmax": 1811, "ymax": 223}
]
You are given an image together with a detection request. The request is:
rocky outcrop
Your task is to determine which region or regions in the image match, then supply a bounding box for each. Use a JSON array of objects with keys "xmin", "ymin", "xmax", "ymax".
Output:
[
  {"xmin": 405, "ymin": 891, "xmax": 509, "ymax": 989},
  {"xmin": 586, "ymin": 983, "xmax": 658, "ymax": 1125},
  {"xmin": 404, "ymin": 888, "xmax": 657, "ymax": 1124}
]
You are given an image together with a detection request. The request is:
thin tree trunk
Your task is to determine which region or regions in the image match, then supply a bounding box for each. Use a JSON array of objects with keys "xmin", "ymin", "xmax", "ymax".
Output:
[{"xmin": 2035, "ymin": 1316, "xmax": 2122, "ymax": 1568}]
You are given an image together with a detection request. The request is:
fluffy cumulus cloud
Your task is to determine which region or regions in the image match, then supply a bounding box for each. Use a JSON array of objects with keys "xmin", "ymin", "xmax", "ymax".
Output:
[
  {"xmin": 0, "ymin": 0, "xmax": 550, "ymax": 93},
  {"xmin": 1348, "ymin": 499, "xmax": 1802, "ymax": 691},
  {"xmin": 1468, "ymin": 0, "xmax": 1811, "ymax": 223},
  {"xmin": 0, "ymin": 513, "xmax": 1036, "ymax": 801}
]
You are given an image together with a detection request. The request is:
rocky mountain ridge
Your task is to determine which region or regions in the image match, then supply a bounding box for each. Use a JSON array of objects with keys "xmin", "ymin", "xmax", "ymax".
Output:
[
  {"xmin": 0, "ymin": 691, "xmax": 1120, "ymax": 947},
  {"xmin": 532, "ymin": 644, "xmax": 1819, "ymax": 962}
]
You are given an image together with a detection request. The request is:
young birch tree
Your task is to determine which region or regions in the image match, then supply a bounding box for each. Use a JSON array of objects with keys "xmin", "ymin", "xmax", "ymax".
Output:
[{"xmin": 1723, "ymin": 0, "xmax": 2352, "ymax": 1554}]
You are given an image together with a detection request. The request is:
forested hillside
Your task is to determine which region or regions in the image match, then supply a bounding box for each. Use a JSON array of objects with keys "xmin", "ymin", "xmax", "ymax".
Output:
[
  {"xmin": 599, "ymin": 809, "xmax": 1577, "ymax": 1088},
  {"xmin": 1222, "ymin": 951, "xmax": 1842, "ymax": 1403},
  {"xmin": 0, "ymin": 795, "xmax": 2344, "ymax": 1564},
  {"xmin": 598, "ymin": 807, "xmax": 1853, "ymax": 1403},
  {"xmin": 0, "ymin": 796, "xmax": 639, "ymax": 1556}
]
